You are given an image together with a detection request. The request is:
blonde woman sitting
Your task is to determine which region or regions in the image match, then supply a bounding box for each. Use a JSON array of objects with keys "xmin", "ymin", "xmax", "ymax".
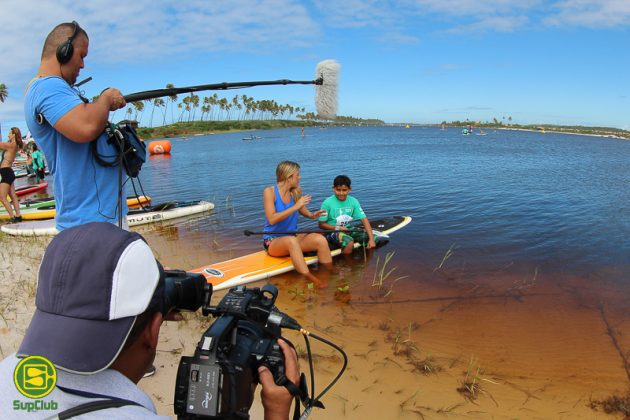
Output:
[{"xmin": 263, "ymin": 161, "xmax": 332, "ymax": 284}]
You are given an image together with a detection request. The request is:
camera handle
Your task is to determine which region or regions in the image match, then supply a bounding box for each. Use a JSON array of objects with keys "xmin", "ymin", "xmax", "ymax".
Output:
[{"xmin": 195, "ymin": 315, "xmax": 237, "ymax": 356}]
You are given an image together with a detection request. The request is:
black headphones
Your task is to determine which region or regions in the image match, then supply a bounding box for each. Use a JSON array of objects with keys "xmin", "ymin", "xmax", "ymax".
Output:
[{"xmin": 56, "ymin": 21, "xmax": 81, "ymax": 64}]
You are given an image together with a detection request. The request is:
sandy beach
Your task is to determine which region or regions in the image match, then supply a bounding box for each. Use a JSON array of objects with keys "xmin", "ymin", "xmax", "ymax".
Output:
[{"xmin": 2, "ymin": 230, "xmax": 629, "ymax": 419}]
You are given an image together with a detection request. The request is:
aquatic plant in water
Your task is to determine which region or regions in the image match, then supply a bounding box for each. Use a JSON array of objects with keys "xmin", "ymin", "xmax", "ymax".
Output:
[
  {"xmin": 288, "ymin": 286, "xmax": 304, "ymax": 300},
  {"xmin": 371, "ymin": 251, "xmax": 408, "ymax": 298},
  {"xmin": 433, "ymin": 242, "xmax": 457, "ymax": 272}
]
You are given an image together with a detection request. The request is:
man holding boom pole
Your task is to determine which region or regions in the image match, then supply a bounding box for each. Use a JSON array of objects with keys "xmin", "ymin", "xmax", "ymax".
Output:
[{"xmin": 24, "ymin": 21, "xmax": 128, "ymax": 231}]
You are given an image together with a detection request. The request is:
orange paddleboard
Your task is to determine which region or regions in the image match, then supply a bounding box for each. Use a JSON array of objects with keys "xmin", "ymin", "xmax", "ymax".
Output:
[{"xmin": 190, "ymin": 216, "xmax": 412, "ymax": 291}]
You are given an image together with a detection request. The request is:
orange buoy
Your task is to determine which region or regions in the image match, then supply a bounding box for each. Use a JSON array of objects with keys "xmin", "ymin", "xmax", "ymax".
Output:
[{"xmin": 148, "ymin": 140, "xmax": 172, "ymax": 155}]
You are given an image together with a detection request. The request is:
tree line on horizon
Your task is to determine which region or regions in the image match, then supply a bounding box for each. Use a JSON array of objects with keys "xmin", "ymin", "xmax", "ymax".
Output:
[
  {"xmin": 103, "ymin": 88, "xmax": 320, "ymax": 128},
  {"xmin": 1, "ymin": 81, "xmax": 626, "ymax": 135}
]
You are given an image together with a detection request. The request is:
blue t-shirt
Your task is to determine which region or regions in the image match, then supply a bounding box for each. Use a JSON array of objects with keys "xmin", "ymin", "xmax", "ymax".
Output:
[
  {"xmin": 263, "ymin": 185, "xmax": 298, "ymax": 239},
  {"xmin": 24, "ymin": 77, "xmax": 127, "ymax": 230}
]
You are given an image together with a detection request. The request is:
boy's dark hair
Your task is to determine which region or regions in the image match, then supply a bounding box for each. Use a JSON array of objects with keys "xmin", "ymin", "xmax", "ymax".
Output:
[{"xmin": 333, "ymin": 175, "xmax": 351, "ymax": 188}]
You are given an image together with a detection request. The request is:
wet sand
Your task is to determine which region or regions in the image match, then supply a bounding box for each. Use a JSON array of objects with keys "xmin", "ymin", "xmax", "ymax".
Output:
[{"xmin": 1, "ymin": 230, "xmax": 629, "ymax": 419}]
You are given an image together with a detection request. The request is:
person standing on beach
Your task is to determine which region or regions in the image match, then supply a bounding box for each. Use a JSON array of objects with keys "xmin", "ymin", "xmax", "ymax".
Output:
[
  {"xmin": 0, "ymin": 127, "xmax": 24, "ymax": 222},
  {"xmin": 31, "ymin": 143, "xmax": 46, "ymax": 183},
  {"xmin": 24, "ymin": 21, "xmax": 128, "ymax": 231}
]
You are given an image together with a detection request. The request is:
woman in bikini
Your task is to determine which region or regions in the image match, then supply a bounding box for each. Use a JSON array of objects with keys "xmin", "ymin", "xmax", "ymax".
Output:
[{"xmin": 0, "ymin": 127, "xmax": 24, "ymax": 222}]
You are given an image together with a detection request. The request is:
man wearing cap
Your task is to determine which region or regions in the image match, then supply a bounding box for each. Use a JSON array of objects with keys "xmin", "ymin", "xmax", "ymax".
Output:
[{"xmin": 0, "ymin": 223, "xmax": 299, "ymax": 418}]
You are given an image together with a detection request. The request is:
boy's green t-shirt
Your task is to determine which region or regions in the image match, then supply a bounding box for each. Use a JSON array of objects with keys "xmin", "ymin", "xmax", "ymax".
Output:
[{"xmin": 319, "ymin": 195, "xmax": 366, "ymax": 228}]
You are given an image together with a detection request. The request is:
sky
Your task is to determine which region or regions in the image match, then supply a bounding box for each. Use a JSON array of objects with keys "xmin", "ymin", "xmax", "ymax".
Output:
[{"xmin": 1, "ymin": 0, "xmax": 629, "ymax": 135}]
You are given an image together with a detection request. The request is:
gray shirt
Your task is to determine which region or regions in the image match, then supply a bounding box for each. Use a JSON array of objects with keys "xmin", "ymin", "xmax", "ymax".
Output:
[{"xmin": 0, "ymin": 354, "xmax": 169, "ymax": 419}]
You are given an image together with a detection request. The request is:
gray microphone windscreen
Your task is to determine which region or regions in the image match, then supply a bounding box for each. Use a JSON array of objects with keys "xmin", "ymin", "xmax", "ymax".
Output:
[{"xmin": 315, "ymin": 59, "xmax": 340, "ymax": 120}]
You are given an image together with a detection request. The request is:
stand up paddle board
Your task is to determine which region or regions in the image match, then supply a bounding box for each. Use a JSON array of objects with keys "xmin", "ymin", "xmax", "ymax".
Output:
[
  {"xmin": 127, "ymin": 200, "xmax": 214, "ymax": 226},
  {"xmin": 191, "ymin": 216, "xmax": 412, "ymax": 291},
  {"xmin": 15, "ymin": 182, "xmax": 48, "ymax": 196},
  {"xmin": 16, "ymin": 196, "xmax": 56, "ymax": 209},
  {"xmin": 1, "ymin": 200, "xmax": 214, "ymax": 236},
  {"xmin": 0, "ymin": 196, "xmax": 152, "ymax": 221},
  {"xmin": 0, "ymin": 205, "xmax": 56, "ymax": 220}
]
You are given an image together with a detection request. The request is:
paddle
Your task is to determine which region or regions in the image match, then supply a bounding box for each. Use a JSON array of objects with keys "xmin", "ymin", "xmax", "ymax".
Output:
[
  {"xmin": 132, "ymin": 200, "xmax": 200, "ymax": 213},
  {"xmin": 243, "ymin": 229, "xmax": 365, "ymax": 236}
]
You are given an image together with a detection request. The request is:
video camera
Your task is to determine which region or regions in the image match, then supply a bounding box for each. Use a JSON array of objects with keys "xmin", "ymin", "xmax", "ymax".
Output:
[{"xmin": 161, "ymin": 270, "xmax": 306, "ymax": 419}]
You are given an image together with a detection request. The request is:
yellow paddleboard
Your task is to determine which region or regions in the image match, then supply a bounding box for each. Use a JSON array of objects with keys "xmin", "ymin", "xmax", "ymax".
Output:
[{"xmin": 0, "ymin": 196, "xmax": 151, "ymax": 220}]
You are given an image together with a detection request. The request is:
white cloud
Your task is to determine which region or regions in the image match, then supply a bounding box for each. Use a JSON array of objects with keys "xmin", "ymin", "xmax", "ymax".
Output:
[
  {"xmin": 0, "ymin": 0, "xmax": 321, "ymax": 122},
  {"xmin": 0, "ymin": 0, "xmax": 319, "ymax": 80},
  {"xmin": 545, "ymin": 0, "xmax": 630, "ymax": 28},
  {"xmin": 446, "ymin": 14, "xmax": 530, "ymax": 33},
  {"xmin": 405, "ymin": 0, "xmax": 542, "ymax": 17},
  {"xmin": 312, "ymin": 0, "xmax": 397, "ymax": 28},
  {"xmin": 377, "ymin": 31, "xmax": 421, "ymax": 45}
]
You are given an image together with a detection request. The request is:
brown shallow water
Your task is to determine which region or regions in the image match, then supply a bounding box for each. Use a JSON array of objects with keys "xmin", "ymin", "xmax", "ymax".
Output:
[{"xmin": 136, "ymin": 224, "xmax": 630, "ymax": 419}]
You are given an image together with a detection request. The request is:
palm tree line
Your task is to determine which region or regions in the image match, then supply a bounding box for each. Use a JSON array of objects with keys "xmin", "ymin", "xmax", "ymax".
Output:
[
  {"xmin": 96, "ymin": 88, "xmax": 310, "ymax": 128},
  {"xmin": 1, "ymin": 83, "xmax": 8, "ymax": 138}
]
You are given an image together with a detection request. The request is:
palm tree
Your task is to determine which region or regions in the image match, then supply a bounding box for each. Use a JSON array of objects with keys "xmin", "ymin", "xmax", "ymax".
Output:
[
  {"xmin": 177, "ymin": 103, "xmax": 184, "ymax": 122},
  {"xmin": 219, "ymin": 98, "xmax": 228, "ymax": 120},
  {"xmin": 166, "ymin": 84, "xmax": 177, "ymax": 125},
  {"xmin": 131, "ymin": 101, "xmax": 144, "ymax": 124},
  {"xmin": 0, "ymin": 84, "xmax": 8, "ymax": 103},
  {"xmin": 211, "ymin": 94, "xmax": 219, "ymax": 120},
  {"xmin": 156, "ymin": 98, "xmax": 166, "ymax": 126},
  {"xmin": 191, "ymin": 94, "xmax": 200, "ymax": 121},
  {"xmin": 150, "ymin": 98, "xmax": 165, "ymax": 128},
  {"xmin": 0, "ymin": 83, "xmax": 7, "ymax": 139}
]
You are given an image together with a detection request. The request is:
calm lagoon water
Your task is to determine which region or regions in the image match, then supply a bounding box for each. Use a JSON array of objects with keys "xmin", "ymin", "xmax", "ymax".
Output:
[
  {"xmin": 27, "ymin": 126, "xmax": 630, "ymax": 417},
  {"xmin": 135, "ymin": 126, "xmax": 630, "ymax": 282}
]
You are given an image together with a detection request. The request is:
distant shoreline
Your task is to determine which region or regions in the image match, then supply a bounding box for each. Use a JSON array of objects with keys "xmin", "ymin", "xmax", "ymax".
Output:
[
  {"xmin": 135, "ymin": 119, "xmax": 630, "ymax": 141},
  {"xmin": 494, "ymin": 126, "xmax": 629, "ymax": 140}
]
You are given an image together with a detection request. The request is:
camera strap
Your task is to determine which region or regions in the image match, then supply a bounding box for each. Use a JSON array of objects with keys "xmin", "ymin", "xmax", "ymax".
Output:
[
  {"xmin": 282, "ymin": 373, "xmax": 323, "ymax": 420},
  {"xmin": 49, "ymin": 385, "xmax": 143, "ymax": 419}
]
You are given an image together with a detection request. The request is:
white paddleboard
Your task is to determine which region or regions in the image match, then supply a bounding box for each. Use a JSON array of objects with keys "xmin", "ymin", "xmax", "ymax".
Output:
[{"xmin": 1, "ymin": 200, "xmax": 214, "ymax": 236}]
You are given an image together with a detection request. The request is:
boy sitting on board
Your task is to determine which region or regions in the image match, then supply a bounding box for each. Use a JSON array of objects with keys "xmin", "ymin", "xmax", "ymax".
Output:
[{"xmin": 318, "ymin": 175, "xmax": 377, "ymax": 254}]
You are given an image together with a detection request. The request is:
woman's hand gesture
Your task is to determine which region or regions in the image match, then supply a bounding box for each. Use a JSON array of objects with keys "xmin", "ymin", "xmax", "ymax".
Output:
[{"xmin": 295, "ymin": 194, "xmax": 312, "ymax": 209}]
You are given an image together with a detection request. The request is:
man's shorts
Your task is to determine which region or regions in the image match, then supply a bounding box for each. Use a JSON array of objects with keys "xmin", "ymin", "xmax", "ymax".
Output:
[
  {"xmin": 0, "ymin": 167, "xmax": 15, "ymax": 185},
  {"xmin": 325, "ymin": 231, "xmax": 354, "ymax": 249}
]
